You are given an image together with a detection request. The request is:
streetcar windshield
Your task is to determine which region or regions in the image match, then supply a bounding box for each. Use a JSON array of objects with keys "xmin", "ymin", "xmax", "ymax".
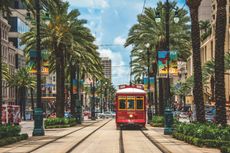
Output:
[
  {"xmin": 127, "ymin": 99, "xmax": 135, "ymax": 109},
  {"xmin": 136, "ymin": 99, "xmax": 144, "ymax": 110},
  {"xmin": 119, "ymin": 99, "xmax": 126, "ymax": 109}
]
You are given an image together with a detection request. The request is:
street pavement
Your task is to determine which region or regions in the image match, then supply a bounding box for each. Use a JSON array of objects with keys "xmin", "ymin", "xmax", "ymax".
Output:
[
  {"xmin": 0, "ymin": 119, "xmax": 222, "ymax": 153},
  {"xmin": 145, "ymin": 125, "xmax": 220, "ymax": 153}
]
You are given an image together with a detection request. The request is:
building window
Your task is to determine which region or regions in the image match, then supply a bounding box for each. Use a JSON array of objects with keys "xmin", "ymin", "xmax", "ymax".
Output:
[{"xmin": 52, "ymin": 76, "xmax": 56, "ymax": 82}]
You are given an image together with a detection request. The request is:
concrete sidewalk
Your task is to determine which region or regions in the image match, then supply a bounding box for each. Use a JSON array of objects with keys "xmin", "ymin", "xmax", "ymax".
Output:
[
  {"xmin": 145, "ymin": 125, "xmax": 220, "ymax": 153},
  {"xmin": 0, "ymin": 119, "xmax": 101, "ymax": 153}
]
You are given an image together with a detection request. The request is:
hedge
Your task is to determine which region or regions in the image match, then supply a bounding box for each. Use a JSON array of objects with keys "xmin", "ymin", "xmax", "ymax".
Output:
[
  {"xmin": 173, "ymin": 122, "xmax": 230, "ymax": 148},
  {"xmin": 45, "ymin": 118, "xmax": 76, "ymax": 128},
  {"xmin": 221, "ymin": 146, "xmax": 230, "ymax": 153},
  {"xmin": 151, "ymin": 116, "xmax": 164, "ymax": 127},
  {"xmin": 0, "ymin": 133, "xmax": 28, "ymax": 147},
  {"xmin": 173, "ymin": 132, "xmax": 230, "ymax": 148},
  {"xmin": 151, "ymin": 116, "xmax": 179, "ymax": 127},
  {"xmin": 0, "ymin": 125, "xmax": 21, "ymax": 139},
  {"xmin": 173, "ymin": 122, "xmax": 230, "ymax": 141}
]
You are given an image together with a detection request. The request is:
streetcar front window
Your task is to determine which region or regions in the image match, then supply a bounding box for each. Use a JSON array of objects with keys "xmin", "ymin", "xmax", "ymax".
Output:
[
  {"xmin": 127, "ymin": 99, "xmax": 135, "ymax": 110},
  {"xmin": 119, "ymin": 99, "xmax": 126, "ymax": 109},
  {"xmin": 136, "ymin": 99, "xmax": 143, "ymax": 110}
]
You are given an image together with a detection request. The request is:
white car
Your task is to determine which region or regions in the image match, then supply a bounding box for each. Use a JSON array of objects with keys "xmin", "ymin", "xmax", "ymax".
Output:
[{"xmin": 100, "ymin": 111, "xmax": 114, "ymax": 118}]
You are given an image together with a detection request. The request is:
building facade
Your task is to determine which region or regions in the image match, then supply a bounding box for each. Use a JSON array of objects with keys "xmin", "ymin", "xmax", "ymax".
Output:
[
  {"xmin": 101, "ymin": 57, "xmax": 112, "ymax": 80},
  {"xmin": 1, "ymin": 17, "xmax": 17, "ymax": 104},
  {"xmin": 199, "ymin": 0, "xmax": 212, "ymax": 21}
]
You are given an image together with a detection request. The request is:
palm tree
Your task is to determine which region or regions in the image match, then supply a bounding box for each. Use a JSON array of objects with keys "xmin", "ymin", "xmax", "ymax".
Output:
[
  {"xmin": 125, "ymin": 1, "xmax": 191, "ymax": 115},
  {"xmin": 21, "ymin": 1, "xmax": 102, "ymax": 118},
  {"xmin": 199, "ymin": 20, "xmax": 212, "ymax": 41},
  {"xmin": 7, "ymin": 67, "xmax": 36, "ymax": 120},
  {"xmin": 214, "ymin": 0, "xmax": 227, "ymax": 125},
  {"xmin": 186, "ymin": 0, "xmax": 206, "ymax": 122}
]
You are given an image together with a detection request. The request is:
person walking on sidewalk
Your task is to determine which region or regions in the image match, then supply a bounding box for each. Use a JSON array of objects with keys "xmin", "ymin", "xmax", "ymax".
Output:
[{"xmin": 188, "ymin": 108, "xmax": 193, "ymax": 122}]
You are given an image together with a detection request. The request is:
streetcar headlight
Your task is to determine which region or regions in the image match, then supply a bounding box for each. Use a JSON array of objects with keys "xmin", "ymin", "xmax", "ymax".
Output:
[{"xmin": 129, "ymin": 114, "xmax": 133, "ymax": 118}]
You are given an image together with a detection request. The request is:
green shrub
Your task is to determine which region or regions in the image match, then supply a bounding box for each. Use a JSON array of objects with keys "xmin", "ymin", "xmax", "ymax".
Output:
[
  {"xmin": 45, "ymin": 118, "xmax": 76, "ymax": 128},
  {"xmin": 152, "ymin": 116, "xmax": 164, "ymax": 124},
  {"xmin": 221, "ymin": 146, "xmax": 230, "ymax": 153},
  {"xmin": 0, "ymin": 133, "xmax": 28, "ymax": 147},
  {"xmin": 173, "ymin": 121, "xmax": 230, "ymax": 148},
  {"xmin": 0, "ymin": 125, "xmax": 21, "ymax": 139}
]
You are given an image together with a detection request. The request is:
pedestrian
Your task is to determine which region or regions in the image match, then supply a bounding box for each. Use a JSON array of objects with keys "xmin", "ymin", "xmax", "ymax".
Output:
[{"xmin": 188, "ymin": 108, "xmax": 193, "ymax": 123}]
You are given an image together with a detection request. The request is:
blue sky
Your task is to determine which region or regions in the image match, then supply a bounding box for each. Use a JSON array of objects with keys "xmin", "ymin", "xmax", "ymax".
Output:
[{"xmin": 67, "ymin": 0, "xmax": 187, "ymax": 88}]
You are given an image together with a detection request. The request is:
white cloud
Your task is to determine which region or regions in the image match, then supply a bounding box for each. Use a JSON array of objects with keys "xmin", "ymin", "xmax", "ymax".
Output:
[
  {"xmin": 67, "ymin": 0, "xmax": 109, "ymax": 9},
  {"xmin": 113, "ymin": 36, "xmax": 126, "ymax": 46}
]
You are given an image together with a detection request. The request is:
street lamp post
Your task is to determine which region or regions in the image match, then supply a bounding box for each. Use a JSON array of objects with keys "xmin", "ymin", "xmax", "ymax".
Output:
[
  {"xmin": 164, "ymin": 0, "xmax": 174, "ymax": 135},
  {"xmin": 164, "ymin": 0, "xmax": 173, "ymax": 135},
  {"xmin": 145, "ymin": 43, "xmax": 152, "ymax": 124},
  {"xmin": 155, "ymin": 0, "xmax": 180, "ymax": 135},
  {"xmin": 33, "ymin": 0, "xmax": 44, "ymax": 136}
]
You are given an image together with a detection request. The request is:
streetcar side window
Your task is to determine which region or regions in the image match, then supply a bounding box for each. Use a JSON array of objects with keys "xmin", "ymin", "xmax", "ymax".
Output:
[
  {"xmin": 119, "ymin": 99, "xmax": 126, "ymax": 109},
  {"xmin": 136, "ymin": 99, "xmax": 144, "ymax": 110},
  {"xmin": 127, "ymin": 99, "xmax": 135, "ymax": 110}
]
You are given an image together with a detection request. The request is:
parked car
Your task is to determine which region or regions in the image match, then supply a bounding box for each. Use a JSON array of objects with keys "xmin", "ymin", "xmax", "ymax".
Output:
[
  {"xmin": 100, "ymin": 111, "xmax": 114, "ymax": 118},
  {"xmin": 64, "ymin": 112, "xmax": 72, "ymax": 118}
]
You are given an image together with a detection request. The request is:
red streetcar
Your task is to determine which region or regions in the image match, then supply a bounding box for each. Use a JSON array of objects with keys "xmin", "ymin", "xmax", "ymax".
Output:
[{"xmin": 115, "ymin": 84, "xmax": 146, "ymax": 129}]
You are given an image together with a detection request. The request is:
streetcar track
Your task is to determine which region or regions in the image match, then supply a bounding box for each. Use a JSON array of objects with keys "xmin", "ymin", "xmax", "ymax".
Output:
[
  {"xmin": 140, "ymin": 129, "xmax": 172, "ymax": 153},
  {"xmin": 119, "ymin": 128, "xmax": 125, "ymax": 153},
  {"xmin": 66, "ymin": 119, "xmax": 112, "ymax": 153},
  {"xmin": 26, "ymin": 120, "xmax": 101, "ymax": 153}
]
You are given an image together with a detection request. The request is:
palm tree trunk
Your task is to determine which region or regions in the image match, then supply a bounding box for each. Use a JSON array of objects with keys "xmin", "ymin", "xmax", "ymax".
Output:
[
  {"xmin": 0, "ymin": 25, "xmax": 2, "ymax": 124},
  {"xmin": 70, "ymin": 64, "xmax": 76, "ymax": 116},
  {"xmin": 19, "ymin": 87, "xmax": 23, "ymax": 120},
  {"xmin": 55, "ymin": 46, "xmax": 65, "ymax": 118},
  {"xmin": 159, "ymin": 78, "xmax": 164, "ymax": 116},
  {"xmin": 188, "ymin": 2, "xmax": 205, "ymax": 122},
  {"xmin": 154, "ymin": 74, "xmax": 158, "ymax": 115},
  {"xmin": 211, "ymin": 75, "xmax": 215, "ymax": 101},
  {"xmin": 215, "ymin": 0, "xmax": 227, "ymax": 125},
  {"xmin": 23, "ymin": 87, "xmax": 26, "ymax": 120},
  {"xmin": 30, "ymin": 88, "xmax": 34, "ymax": 118}
]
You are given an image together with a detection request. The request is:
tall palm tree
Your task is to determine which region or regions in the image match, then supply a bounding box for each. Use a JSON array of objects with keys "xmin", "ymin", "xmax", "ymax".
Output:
[
  {"xmin": 125, "ymin": 1, "xmax": 191, "ymax": 115},
  {"xmin": 214, "ymin": 0, "xmax": 227, "ymax": 125},
  {"xmin": 186, "ymin": 0, "xmax": 205, "ymax": 122},
  {"xmin": 21, "ymin": 1, "xmax": 102, "ymax": 118},
  {"xmin": 7, "ymin": 67, "xmax": 36, "ymax": 120}
]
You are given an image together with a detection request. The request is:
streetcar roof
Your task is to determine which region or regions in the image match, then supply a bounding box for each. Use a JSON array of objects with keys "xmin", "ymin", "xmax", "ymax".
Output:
[{"xmin": 116, "ymin": 88, "xmax": 146, "ymax": 94}]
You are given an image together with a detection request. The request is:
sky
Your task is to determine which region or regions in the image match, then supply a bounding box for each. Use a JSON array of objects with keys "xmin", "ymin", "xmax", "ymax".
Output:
[{"xmin": 67, "ymin": 0, "xmax": 187, "ymax": 88}]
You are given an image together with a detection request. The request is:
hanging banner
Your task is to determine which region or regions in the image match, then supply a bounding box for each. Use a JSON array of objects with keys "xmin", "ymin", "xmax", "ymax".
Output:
[
  {"xmin": 157, "ymin": 50, "xmax": 178, "ymax": 76},
  {"xmin": 143, "ymin": 77, "xmax": 154, "ymax": 92},
  {"xmin": 150, "ymin": 77, "xmax": 154, "ymax": 91},
  {"xmin": 169, "ymin": 51, "xmax": 178, "ymax": 75},
  {"xmin": 73, "ymin": 79, "xmax": 77, "ymax": 94},
  {"xmin": 143, "ymin": 77, "xmax": 148, "ymax": 91},
  {"xmin": 29, "ymin": 50, "xmax": 49, "ymax": 75}
]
